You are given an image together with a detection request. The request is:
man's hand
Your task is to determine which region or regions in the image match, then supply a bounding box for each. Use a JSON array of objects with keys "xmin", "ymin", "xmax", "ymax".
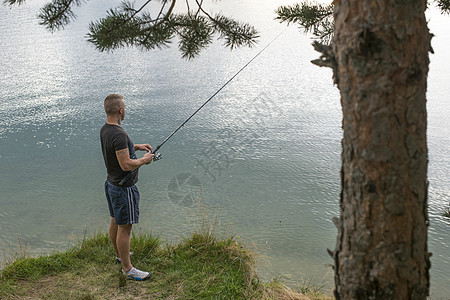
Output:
[
  {"xmin": 116, "ymin": 146, "xmax": 155, "ymax": 171},
  {"xmin": 143, "ymin": 152, "xmax": 155, "ymax": 165},
  {"xmin": 135, "ymin": 144, "xmax": 152, "ymax": 152}
]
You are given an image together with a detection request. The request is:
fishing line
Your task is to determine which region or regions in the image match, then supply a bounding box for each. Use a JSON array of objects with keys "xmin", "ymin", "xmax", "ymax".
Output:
[{"xmin": 119, "ymin": 29, "xmax": 285, "ymax": 186}]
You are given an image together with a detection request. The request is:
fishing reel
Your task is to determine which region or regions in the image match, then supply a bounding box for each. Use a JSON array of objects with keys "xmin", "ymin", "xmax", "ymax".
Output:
[{"xmin": 153, "ymin": 152, "xmax": 162, "ymax": 161}]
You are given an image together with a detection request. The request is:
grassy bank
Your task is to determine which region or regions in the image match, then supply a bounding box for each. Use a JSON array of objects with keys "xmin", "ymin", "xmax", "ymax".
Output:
[{"xmin": 0, "ymin": 231, "xmax": 329, "ymax": 299}]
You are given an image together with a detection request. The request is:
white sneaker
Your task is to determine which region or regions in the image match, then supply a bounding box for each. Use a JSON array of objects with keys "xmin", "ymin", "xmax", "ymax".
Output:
[{"xmin": 122, "ymin": 267, "xmax": 151, "ymax": 281}]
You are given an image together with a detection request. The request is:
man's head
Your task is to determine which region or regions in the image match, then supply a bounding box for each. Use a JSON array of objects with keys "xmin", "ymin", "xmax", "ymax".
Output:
[{"xmin": 104, "ymin": 94, "xmax": 125, "ymax": 120}]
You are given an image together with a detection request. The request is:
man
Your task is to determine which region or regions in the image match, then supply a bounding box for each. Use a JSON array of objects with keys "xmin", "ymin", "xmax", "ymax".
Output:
[{"xmin": 100, "ymin": 94, "xmax": 154, "ymax": 281}]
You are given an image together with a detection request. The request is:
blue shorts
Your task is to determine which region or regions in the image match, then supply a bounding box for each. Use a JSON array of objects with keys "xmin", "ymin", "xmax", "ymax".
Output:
[{"xmin": 105, "ymin": 180, "xmax": 140, "ymax": 225}]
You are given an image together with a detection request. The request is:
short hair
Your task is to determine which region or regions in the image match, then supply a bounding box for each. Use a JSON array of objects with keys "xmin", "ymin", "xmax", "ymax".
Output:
[{"xmin": 104, "ymin": 94, "xmax": 124, "ymax": 115}]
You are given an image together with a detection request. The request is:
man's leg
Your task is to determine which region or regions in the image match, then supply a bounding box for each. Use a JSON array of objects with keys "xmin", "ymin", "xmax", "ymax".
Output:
[
  {"xmin": 117, "ymin": 224, "xmax": 133, "ymax": 272},
  {"xmin": 107, "ymin": 183, "xmax": 150, "ymax": 280},
  {"xmin": 109, "ymin": 217, "xmax": 119, "ymax": 258}
]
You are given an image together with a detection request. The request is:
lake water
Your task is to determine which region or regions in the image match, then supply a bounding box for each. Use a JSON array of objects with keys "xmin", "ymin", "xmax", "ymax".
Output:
[{"xmin": 0, "ymin": 0, "xmax": 449, "ymax": 297}]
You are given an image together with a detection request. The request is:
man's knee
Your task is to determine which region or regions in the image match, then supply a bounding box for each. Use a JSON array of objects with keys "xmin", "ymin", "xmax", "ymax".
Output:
[{"xmin": 118, "ymin": 224, "xmax": 132, "ymax": 235}]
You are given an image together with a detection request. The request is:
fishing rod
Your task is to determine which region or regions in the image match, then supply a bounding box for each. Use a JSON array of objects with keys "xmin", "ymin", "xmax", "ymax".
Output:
[{"xmin": 119, "ymin": 30, "xmax": 284, "ymax": 186}]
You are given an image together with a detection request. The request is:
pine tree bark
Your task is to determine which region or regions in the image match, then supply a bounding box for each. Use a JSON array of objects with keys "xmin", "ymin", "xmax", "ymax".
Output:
[{"xmin": 331, "ymin": 0, "xmax": 431, "ymax": 298}]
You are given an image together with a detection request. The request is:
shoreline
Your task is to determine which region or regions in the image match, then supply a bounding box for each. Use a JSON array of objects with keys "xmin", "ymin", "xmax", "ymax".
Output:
[{"xmin": 0, "ymin": 231, "xmax": 332, "ymax": 299}]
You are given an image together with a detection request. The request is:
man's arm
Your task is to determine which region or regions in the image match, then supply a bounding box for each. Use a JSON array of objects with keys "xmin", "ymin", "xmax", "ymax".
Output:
[
  {"xmin": 116, "ymin": 148, "xmax": 154, "ymax": 171},
  {"xmin": 134, "ymin": 144, "xmax": 152, "ymax": 152}
]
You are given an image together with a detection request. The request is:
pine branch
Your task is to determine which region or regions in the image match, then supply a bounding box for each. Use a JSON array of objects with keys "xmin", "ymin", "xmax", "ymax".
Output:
[
  {"xmin": 6, "ymin": 0, "xmax": 258, "ymax": 59},
  {"xmin": 154, "ymin": 0, "xmax": 176, "ymax": 27},
  {"xmin": 275, "ymin": 2, "xmax": 331, "ymax": 26},
  {"xmin": 38, "ymin": 0, "xmax": 86, "ymax": 32},
  {"xmin": 155, "ymin": 0, "xmax": 169, "ymax": 23},
  {"xmin": 194, "ymin": 0, "xmax": 203, "ymax": 17},
  {"xmin": 437, "ymin": 0, "xmax": 450, "ymax": 14},
  {"xmin": 210, "ymin": 14, "xmax": 259, "ymax": 49},
  {"xmin": 87, "ymin": 0, "xmax": 258, "ymax": 58},
  {"xmin": 88, "ymin": 9, "xmax": 167, "ymax": 51},
  {"xmin": 120, "ymin": 0, "xmax": 153, "ymax": 23},
  {"xmin": 276, "ymin": 2, "xmax": 333, "ymax": 45},
  {"xmin": 171, "ymin": 14, "xmax": 213, "ymax": 59},
  {"xmin": 276, "ymin": 0, "xmax": 450, "ymax": 44},
  {"xmin": 193, "ymin": 0, "xmax": 259, "ymax": 49},
  {"xmin": 2, "ymin": 0, "xmax": 26, "ymax": 6}
]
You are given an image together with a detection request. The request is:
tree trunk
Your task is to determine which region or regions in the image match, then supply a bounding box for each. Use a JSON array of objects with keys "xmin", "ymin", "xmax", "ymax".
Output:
[{"xmin": 331, "ymin": 0, "xmax": 431, "ymax": 298}]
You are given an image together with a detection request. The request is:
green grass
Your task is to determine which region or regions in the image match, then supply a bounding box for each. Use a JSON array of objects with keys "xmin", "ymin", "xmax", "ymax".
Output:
[{"xmin": 0, "ymin": 231, "xmax": 320, "ymax": 299}]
